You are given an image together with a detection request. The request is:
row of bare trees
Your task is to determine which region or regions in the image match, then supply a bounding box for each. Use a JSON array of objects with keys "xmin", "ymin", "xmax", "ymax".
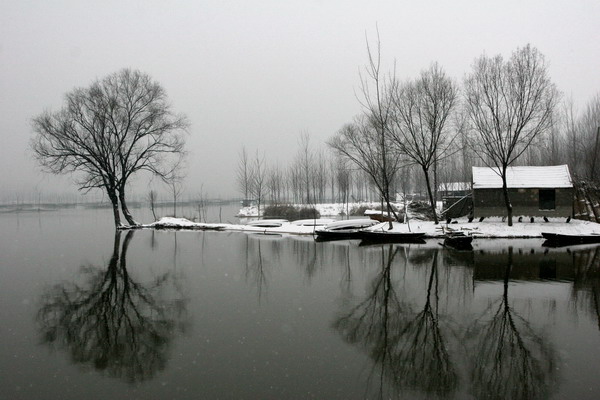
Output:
[
  {"xmin": 236, "ymin": 135, "xmax": 388, "ymax": 216},
  {"xmin": 330, "ymin": 38, "xmax": 562, "ymax": 226}
]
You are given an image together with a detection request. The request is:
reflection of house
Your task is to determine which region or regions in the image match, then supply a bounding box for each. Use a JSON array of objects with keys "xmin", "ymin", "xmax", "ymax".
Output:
[
  {"xmin": 473, "ymin": 248, "xmax": 575, "ymax": 281},
  {"xmin": 472, "ymin": 165, "xmax": 573, "ymax": 218}
]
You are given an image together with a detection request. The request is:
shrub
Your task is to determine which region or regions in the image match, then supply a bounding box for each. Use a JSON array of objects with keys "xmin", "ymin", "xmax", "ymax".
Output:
[{"xmin": 263, "ymin": 205, "xmax": 320, "ymax": 220}]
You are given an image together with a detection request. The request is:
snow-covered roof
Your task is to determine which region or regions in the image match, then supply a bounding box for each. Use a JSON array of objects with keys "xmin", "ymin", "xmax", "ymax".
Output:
[
  {"xmin": 438, "ymin": 182, "xmax": 471, "ymax": 191},
  {"xmin": 472, "ymin": 165, "xmax": 572, "ymax": 189}
]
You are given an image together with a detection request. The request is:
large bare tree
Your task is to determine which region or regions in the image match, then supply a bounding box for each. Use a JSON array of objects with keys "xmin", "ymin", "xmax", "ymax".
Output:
[
  {"xmin": 329, "ymin": 115, "xmax": 403, "ymax": 227},
  {"xmin": 389, "ymin": 62, "xmax": 459, "ymax": 224},
  {"xmin": 330, "ymin": 34, "xmax": 401, "ymax": 228},
  {"xmin": 464, "ymin": 45, "xmax": 559, "ymax": 226},
  {"xmin": 31, "ymin": 69, "xmax": 188, "ymax": 228}
]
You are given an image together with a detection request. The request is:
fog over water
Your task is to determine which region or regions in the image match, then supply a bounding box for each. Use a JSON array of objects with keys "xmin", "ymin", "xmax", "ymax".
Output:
[{"xmin": 1, "ymin": 0, "xmax": 599, "ymax": 200}]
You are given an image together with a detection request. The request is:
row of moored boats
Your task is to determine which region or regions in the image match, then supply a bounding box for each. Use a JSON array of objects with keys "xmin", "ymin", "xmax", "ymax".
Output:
[{"xmin": 246, "ymin": 218, "xmax": 474, "ymax": 249}]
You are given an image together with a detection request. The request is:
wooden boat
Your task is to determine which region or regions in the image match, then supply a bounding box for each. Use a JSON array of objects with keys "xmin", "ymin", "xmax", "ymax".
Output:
[
  {"xmin": 358, "ymin": 230, "xmax": 426, "ymax": 244},
  {"xmin": 314, "ymin": 219, "xmax": 379, "ymax": 241},
  {"xmin": 291, "ymin": 218, "xmax": 335, "ymax": 227},
  {"xmin": 542, "ymin": 232, "xmax": 600, "ymax": 246},
  {"xmin": 443, "ymin": 233, "xmax": 474, "ymax": 250},
  {"xmin": 245, "ymin": 219, "xmax": 288, "ymax": 228}
]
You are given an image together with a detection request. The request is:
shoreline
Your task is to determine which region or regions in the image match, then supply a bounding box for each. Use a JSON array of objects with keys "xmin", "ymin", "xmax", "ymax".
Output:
[{"xmin": 119, "ymin": 216, "xmax": 600, "ymax": 240}]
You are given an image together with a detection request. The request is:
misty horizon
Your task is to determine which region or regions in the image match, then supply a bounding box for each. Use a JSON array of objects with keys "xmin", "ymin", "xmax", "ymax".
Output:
[{"xmin": 2, "ymin": 0, "xmax": 599, "ymax": 201}]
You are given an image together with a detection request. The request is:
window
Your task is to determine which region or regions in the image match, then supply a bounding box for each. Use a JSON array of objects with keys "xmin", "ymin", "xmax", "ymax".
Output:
[{"xmin": 539, "ymin": 189, "xmax": 556, "ymax": 210}]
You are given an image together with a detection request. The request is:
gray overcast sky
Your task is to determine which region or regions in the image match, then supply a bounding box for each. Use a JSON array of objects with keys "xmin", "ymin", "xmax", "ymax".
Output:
[{"xmin": 1, "ymin": 0, "xmax": 599, "ymax": 200}]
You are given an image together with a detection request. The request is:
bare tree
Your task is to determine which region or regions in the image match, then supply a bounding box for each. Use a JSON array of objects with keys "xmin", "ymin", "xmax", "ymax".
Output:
[
  {"xmin": 562, "ymin": 97, "xmax": 579, "ymax": 176},
  {"xmin": 577, "ymin": 94, "xmax": 600, "ymax": 181},
  {"xmin": 287, "ymin": 165, "xmax": 302, "ymax": 204},
  {"xmin": 329, "ymin": 155, "xmax": 337, "ymax": 202},
  {"xmin": 236, "ymin": 146, "xmax": 252, "ymax": 199},
  {"xmin": 147, "ymin": 189, "xmax": 158, "ymax": 221},
  {"xmin": 297, "ymin": 132, "xmax": 314, "ymax": 204},
  {"xmin": 463, "ymin": 45, "xmax": 559, "ymax": 226},
  {"xmin": 330, "ymin": 34, "xmax": 401, "ymax": 228},
  {"xmin": 162, "ymin": 161, "xmax": 186, "ymax": 218},
  {"xmin": 266, "ymin": 163, "xmax": 284, "ymax": 205},
  {"xmin": 312, "ymin": 150, "xmax": 328, "ymax": 204},
  {"xmin": 330, "ymin": 116, "xmax": 403, "ymax": 227},
  {"xmin": 389, "ymin": 62, "xmax": 459, "ymax": 224},
  {"xmin": 250, "ymin": 151, "xmax": 267, "ymax": 217},
  {"xmin": 335, "ymin": 157, "xmax": 352, "ymax": 216},
  {"xmin": 196, "ymin": 184, "xmax": 208, "ymax": 223},
  {"xmin": 31, "ymin": 69, "xmax": 188, "ymax": 228}
]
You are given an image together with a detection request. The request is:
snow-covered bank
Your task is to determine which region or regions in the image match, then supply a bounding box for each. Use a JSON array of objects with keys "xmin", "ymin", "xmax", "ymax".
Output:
[
  {"xmin": 146, "ymin": 217, "xmax": 228, "ymax": 230},
  {"xmin": 135, "ymin": 216, "xmax": 600, "ymax": 239}
]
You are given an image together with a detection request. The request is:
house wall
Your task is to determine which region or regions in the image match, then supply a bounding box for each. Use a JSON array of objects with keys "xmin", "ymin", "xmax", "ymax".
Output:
[
  {"xmin": 442, "ymin": 196, "xmax": 473, "ymax": 218},
  {"xmin": 473, "ymin": 187, "xmax": 573, "ymax": 218}
]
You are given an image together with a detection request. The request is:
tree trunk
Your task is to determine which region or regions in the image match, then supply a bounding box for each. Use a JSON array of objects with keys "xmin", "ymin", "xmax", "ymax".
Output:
[
  {"xmin": 501, "ymin": 171, "xmax": 513, "ymax": 226},
  {"xmin": 173, "ymin": 191, "xmax": 177, "ymax": 218},
  {"xmin": 108, "ymin": 188, "xmax": 122, "ymax": 228},
  {"xmin": 381, "ymin": 181, "xmax": 401, "ymax": 230},
  {"xmin": 118, "ymin": 183, "xmax": 138, "ymax": 226},
  {"xmin": 422, "ymin": 166, "xmax": 439, "ymax": 224}
]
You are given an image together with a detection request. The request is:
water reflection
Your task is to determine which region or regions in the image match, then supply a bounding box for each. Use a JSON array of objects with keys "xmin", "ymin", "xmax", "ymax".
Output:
[
  {"xmin": 328, "ymin": 241, "xmax": 574, "ymax": 399},
  {"xmin": 245, "ymin": 235, "xmax": 270, "ymax": 302},
  {"xmin": 333, "ymin": 246, "xmax": 457, "ymax": 398},
  {"xmin": 37, "ymin": 231, "xmax": 188, "ymax": 383},
  {"xmin": 572, "ymin": 246, "xmax": 600, "ymax": 330},
  {"xmin": 390, "ymin": 250, "xmax": 457, "ymax": 397},
  {"xmin": 468, "ymin": 247, "xmax": 557, "ymax": 400}
]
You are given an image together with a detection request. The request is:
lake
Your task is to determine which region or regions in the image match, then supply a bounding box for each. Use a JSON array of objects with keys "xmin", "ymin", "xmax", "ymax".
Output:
[{"xmin": 1, "ymin": 204, "xmax": 600, "ymax": 399}]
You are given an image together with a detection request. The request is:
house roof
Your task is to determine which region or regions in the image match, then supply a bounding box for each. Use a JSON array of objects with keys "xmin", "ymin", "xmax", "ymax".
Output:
[
  {"xmin": 472, "ymin": 165, "xmax": 573, "ymax": 189},
  {"xmin": 438, "ymin": 182, "xmax": 471, "ymax": 192}
]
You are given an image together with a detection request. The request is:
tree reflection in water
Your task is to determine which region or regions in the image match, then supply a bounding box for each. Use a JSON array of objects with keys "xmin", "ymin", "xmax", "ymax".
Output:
[
  {"xmin": 572, "ymin": 245, "xmax": 600, "ymax": 330},
  {"xmin": 468, "ymin": 247, "xmax": 557, "ymax": 400},
  {"xmin": 245, "ymin": 236, "xmax": 269, "ymax": 302},
  {"xmin": 388, "ymin": 249, "xmax": 457, "ymax": 397},
  {"xmin": 37, "ymin": 231, "xmax": 188, "ymax": 383},
  {"xmin": 333, "ymin": 245, "xmax": 457, "ymax": 399}
]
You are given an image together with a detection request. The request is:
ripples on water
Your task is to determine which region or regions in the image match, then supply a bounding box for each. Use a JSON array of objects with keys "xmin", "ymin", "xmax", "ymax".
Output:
[{"xmin": 1, "ymin": 205, "xmax": 600, "ymax": 399}]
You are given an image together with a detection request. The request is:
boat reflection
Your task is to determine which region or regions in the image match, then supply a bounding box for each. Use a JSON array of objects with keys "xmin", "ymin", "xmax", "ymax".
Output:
[{"xmin": 37, "ymin": 231, "xmax": 189, "ymax": 383}]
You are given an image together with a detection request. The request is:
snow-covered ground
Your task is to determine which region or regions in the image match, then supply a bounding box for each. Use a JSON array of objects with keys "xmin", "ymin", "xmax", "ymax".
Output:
[{"xmin": 142, "ymin": 215, "xmax": 600, "ymax": 238}]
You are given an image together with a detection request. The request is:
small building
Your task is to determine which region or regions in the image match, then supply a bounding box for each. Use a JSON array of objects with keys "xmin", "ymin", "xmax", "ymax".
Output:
[
  {"xmin": 438, "ymin": 182, "xmax": 471, "ymax": 199},
  {"xmin": 240, "ymin": 199, "xmax": 257, "ymax": 207},
  {"xmin": 472, "ymin": 165, "xmax": 573, "ymax": 218},
  {"xmin": 439, "ymin": 182, "xmax": 473, "ymax": 218}
]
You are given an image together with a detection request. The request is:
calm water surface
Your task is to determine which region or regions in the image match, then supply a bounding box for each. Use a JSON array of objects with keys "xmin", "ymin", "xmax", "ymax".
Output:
[{"xmin": 2, "ymin": 205, "xmax": 600, "ymax": 399}]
